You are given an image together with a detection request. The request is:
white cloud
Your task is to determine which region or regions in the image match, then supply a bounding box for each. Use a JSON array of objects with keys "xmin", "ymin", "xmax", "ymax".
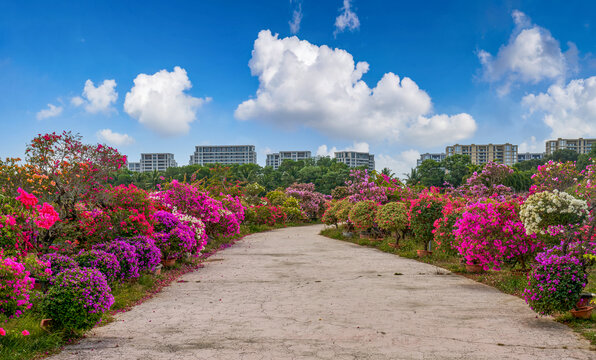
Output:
[
  {"xmin": 334, "ymin": 0, "xmax": 360, "ymax": 36},
  {"xmin": 236, "ymin": 30, "xmax": 476, "ymax": 147},
  {"xmin": 124, "ymin": 66, "xmax": 209, "ymax": 136},
  {"xmin": 96, "ymin": 129, "xmax": 135, "ymax": 147},
  {"xmin": 289, "ymin": 1, "xmax": 303, "ymax": 34},
  {"xmin": 72, "ymin": 79, "xmax": 118, "ymax": 113},
  {"xmin": 316, "ymin": 141, "xmax": 369, "ymax": 157},
  {"xmin": 478, "ymin": 10, "xmax": 572, "ymax": 95},
  {"xmin": 36, "ymin": 103, "xmax": 63, "ymax": 120},
  {"xmin": 522, "ymin": 76, "xmax": 596, "ymax": 138},
  {"xmin": 376, "ymin": 150, "xmax": 420, "ymax": 179},
  {"xmin": 518, "ymin": 136, "xmax": 540, "ymax": 153}
]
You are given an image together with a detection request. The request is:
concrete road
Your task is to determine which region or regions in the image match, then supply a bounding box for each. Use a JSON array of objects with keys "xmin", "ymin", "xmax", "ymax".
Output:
[{"xmin": 50, "ymin": 225, "xmax": 593, "ymax": 359}]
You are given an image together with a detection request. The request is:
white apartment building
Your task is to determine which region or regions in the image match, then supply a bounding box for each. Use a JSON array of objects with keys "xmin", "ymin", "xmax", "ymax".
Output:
[
  {"xmin": 334, "ymin": 151, "xmax": 375, "ymax": 170},
  {"xmin": 129, "ymin": 153, "xmax": 177, "ymax": 172},
  {"xmin": 189, "ymin": 145, "xmax": 257, "ymax": 165},
  {"xmin": 266, "ymin": 151, "xmax": 312, "ymax": 170},
  {"xmin": 517, "ymin": 152, "xmax": 545, "ymax": 162},
  {"xmin": 417, "ymin": 153, "xmax": 447, "ymax": 167}
]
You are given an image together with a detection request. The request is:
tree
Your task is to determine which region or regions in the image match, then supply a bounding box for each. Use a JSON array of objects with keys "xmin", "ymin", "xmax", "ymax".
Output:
[
  {"xmin": 441, "ymin": 154, "xmax": 471, "ymax": 187},
  {"xmin": 547, "ymin": 149, "xmax": 578, "ymax": 163},
  {"xmin": 417, "ymin": 160, "xmax": 444, "ymax": 187},
  {"xmin": 405, "ymin": 168, "xmax": 421, "ymax": 185}
]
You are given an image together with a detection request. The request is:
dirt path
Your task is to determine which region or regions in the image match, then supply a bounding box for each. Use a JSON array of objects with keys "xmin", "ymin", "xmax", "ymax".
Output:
[{"xmin": 50, "ymin": 225, "xmax": 593, "ymax": 359}]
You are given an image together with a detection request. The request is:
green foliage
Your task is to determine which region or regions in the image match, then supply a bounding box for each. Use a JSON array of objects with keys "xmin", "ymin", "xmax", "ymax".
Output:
[
  {"xmin": 417, "ymin": 160, "xmax": 444, "ymax": 187},
  {"xmin": 283, "ymin": 196, "xmax": 300, "ymax": 209},
  {"xmin": 548, "ymin": 149, "xmax": 579, "ymax": 163},
  {"xmin": 282, "ymin": 207, "xmax": 306, "ymax": 223},
  {"xmin": 334, "ymin": 199, "xmax": 353, "ymax": 223},
  {"xmin": 375, "ymin": 202, "xmax": 408, "ymax": 233},
  {"xmin": 348, "ymin": 200, "xmax": 379, "ymax": 231},
  {"xmin": 442, "ymin": 155, "xmax": 471, "ymax": 187},
  {"xmin": 410, "ymin": 196, "xmax": 444, "ymax": 249},
  {"xmin": 266, "ymin": 190, "xmax": 287, "ymax": 206},
  {"xmin": 331, "ymin": 186, "xmax": 349, "ymax": 200}
]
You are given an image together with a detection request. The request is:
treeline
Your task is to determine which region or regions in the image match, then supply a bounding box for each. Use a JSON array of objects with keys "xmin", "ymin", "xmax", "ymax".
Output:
[
  {"xmin": 110, "ymin": 157, "xmax": 373, "ymax": 194},
  {"xmin": 406, "ymin": 148, "xmax": 596, "ymax": 191}
]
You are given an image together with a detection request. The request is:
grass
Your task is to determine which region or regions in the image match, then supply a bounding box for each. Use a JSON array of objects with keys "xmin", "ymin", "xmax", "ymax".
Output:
[
  {"xmin": 320, "ymin": 226, "xmax": 596, "ymax": 348},
  {"xmin": 0, "ymin": 221, "xmax": 311, "ymax": 360}
]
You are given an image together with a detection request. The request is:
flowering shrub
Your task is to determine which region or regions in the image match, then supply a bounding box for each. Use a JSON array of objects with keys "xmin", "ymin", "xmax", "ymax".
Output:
[
  {"xmin": 375, "ymin": 202, "xmax": 408, "ymax": 241},
  {"xmin": 331, "ymin": 186, "xmax": 349, "ymax": 200},
  {"xmin": 93, "ymin": 240, "xmax": 140, "ymax": 279},
  {"xmin": 158, "ymin": 180, "xmax": 222, "ymax": 226},
  {"xmin": 524, "ymin": 249, "xmax": 587, "ymax": 315},
  {"xmin": 285, "ymin": 183, "xmax": 327, "ymax": 219},
  {"xmin": 348, "ymin": 200, "xmax": 380, "ymax": 231},
  {"xmin": 250, "ymin": 205, "xmax": 286, "ymax": 226},
  {"xmin": 345, "ymin": 170, "xmax": 387, "ymax": 203},
  {"xmin": 334, "ymin": 199, "xmax": 353, "ymax": 224},
  {"xmin": 432, "ymin": 206, "xmax": 465, "ymax": 256},
  {"xmin": 409, "ymin": 193, "xmax": 445, "ymax": 250},
  {"xmin": 463, "ymin": 162, "xmax": 514, "ymax": 199},
  {"xmin": 520, "ymin": 190, "xmax": 587, "ymax": 237},
  {"xmin": 22, "ymin": 254, "xmax": 52, "ymax": 282},
  {"xmin": 283, "ymin": 206, "xmax": 307, "ymax": 223},
  {"xmin": 41, "ymin": 267, "xmax": 114, "ymax": 331},
  {"xmin": 40, "ymin": 253, "xmax": 79, "ymax": 277},
  {"xmin": 322, "ymin": 201, "xmax": 340, "ymax": 227},
  {"xmin": 530, "ymin": 160, "xmax": 580, "ymax": 193},
  {"xmin": 454, "ymin": 201, "xmax": 540, "ymax": 270},
  {"xmin": 266, "ymin": 190, "xmax": 287, "ymax": 206},
  {"xmin": 152, "ymin": 210, "xmax": 198, "ymax": 259},
  {"xmin": 75, "ymin": 249, "xmax": 121, "ymax": 281},
  {"xmin": 126, "ymin": 236, "xmax": 162, "ymax": 272},
  {"xmin": 221, "ymin": 195, "xmax": 245, "ymax": 223},
  {"xmin": 213, "ymin": 209, "xmax": 241, "ymax": 238},
  {"xmin": 0, "ymin": 253, "xmax": 34, "ymax": 318}
]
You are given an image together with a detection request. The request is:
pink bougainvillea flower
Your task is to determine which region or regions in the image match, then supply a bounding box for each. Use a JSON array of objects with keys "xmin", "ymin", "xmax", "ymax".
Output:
[
  {"xmin": 35, "ymin": 202, "xmax": 60, "ymax": 229},
  {"xmin": 22, "ymin": 330, "xmax": 30, "ymax": 336},
  {"xmin": 16, "ymin": 188, "xmax": 38, "ymax": 208},
  {"xmin": 0, "ymin": 328, "xmax": 5, "ymax": 336}
]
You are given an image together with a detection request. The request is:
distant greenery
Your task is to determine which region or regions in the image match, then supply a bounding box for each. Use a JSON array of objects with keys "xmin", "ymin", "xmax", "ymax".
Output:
[
  {"xmin": 110, "ymin": 157, "xmax": 362, "ymax": 194},
  {"xmin": 408, "ymin": 148, "xmax": 596, "ymax": 192}
]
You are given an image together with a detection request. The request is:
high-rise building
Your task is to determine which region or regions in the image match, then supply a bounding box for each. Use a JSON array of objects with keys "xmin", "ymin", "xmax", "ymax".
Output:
[
  {"xmin": 129, "ymin": 153, "xmax": 177, "ymax": 172},
  {"xmin": 517, "ymin": 152, "xmax": 545, "ymax": 162},
  {"xmin": 545, "ymin": 138, "xmax": 596, "ymax": 155},
  {"xmin": 334, "ymin": 151, "xmax": 375, "ymax": 170},
  {"xmin": 266, "ymin": 151, "xmax": 312, "ymax": 170},
  {"xmin": 446, "ymin": 143, "xmax": 517, "ymax": 166},
  {"xmin": 189, "ymin": 145, "xmax": 257, "ymax": 165},
  {"xmin": 128, "ymin": 162, "xmax": 141, "ymax": 172},
  {"xmin": 417, "ymin": 153, "xmax": 446, "ymax": 167}
]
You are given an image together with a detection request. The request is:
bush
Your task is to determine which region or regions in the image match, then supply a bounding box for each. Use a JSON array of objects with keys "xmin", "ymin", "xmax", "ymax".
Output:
[
  {"xmin": 376, "ymin": 202, "xmax": 408, "ymax": 241},
  {"xmin": 322, "ymin": 201, "xmax": 340, "ymax": 227},
  {"xmin": 75, "ymin": 249, "xmax": 121, "ymax": 282},
  {"xmin": 266, "ymin": 190, "xmax": 287, "ymax": 206},
  {"xmin": 93, "ymin": 240, "xmax": 140, "ymax": 279},
  {"xmin": 127, "ymin": 236, "xmax": 162, "ymax": 272},
  {"xmin": 409, "ymin": 194, "xmax": 444, "ymax": 250},
  {"xmin": 334, "ymin": 199, "xmax": 353, "ymax": 224},
  {"xmin": 283, "ymin": 206, "xmax": 306, "ymax": 223},
  {"xmin": 22, "ymin": 254, "xmax": 52, "ymax": 282},
  {"xmin": 524, "ymin": 250, "xmax": 587, "ymax": 315},
  {"xmin": 520, "ymin": 190, "xmax": 587, "ymax": 238},
  {"xmin": 251, "ymin": 205, "xmax": 286, "ymax": 226},
  {"xmin": 348, "ymin": 200, "xmax": 380, "ymax": 231},
  {"xmin": 331, "ymin": 186, "xmax": 349, "ymax": 200},
  {"xmin": 0, "ymin": 253, "xmax": 34, "ymax": 318},
  {"xmin": 41, "ymin": 267, "xmax": 114, "ymax": 331},
  {"xmin": 39, "ymin": 253, "xmax": 79, "ymax": 278}
]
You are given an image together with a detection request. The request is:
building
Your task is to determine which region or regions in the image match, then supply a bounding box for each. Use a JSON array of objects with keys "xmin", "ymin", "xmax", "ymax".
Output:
[
  {"xmin": 128, "ymin": 162, "xmax": 141, "ymax": 172},
  {"xmin": 266, "ymin": 151, "xmax": 312, "ymax": 170},
  {"xmin": 545, "ymin": 138, "xmax": 596, "ymax": 155},
  {"xmin": 129, "ymin": 153, "xmax": 177, "ymax": 172},
  {"xmin": 445, "ymin": 143, "xmax": 518, "ymax": 166},
  {"xmin": 517, "ymin": 152, "xmax": 545, "ymax": 162},
  {"xmin": 189, "ymin": 145, "xmax": 257, "ymax": 165},
  {"xmin": 334, "ymin": 151, "xmax": 375, "ymax": 170},
  {"xmin": 417, "ymin": 153, "xmax": 446, "ymax": 167}
]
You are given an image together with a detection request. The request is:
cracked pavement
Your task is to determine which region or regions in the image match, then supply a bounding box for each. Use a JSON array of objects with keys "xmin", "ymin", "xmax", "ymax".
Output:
[{"xmin": 49, "ymin": 225, "xmax": 594, "ymax": 359}]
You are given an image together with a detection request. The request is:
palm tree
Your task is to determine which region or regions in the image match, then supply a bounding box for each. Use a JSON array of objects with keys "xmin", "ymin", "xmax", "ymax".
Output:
[{"xmin": 404, "ymin": 168, "xmax": 421, "ymax": 185}]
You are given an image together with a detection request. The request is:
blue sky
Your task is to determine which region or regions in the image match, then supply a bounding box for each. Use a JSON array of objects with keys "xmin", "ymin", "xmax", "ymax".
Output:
[{"xmin": 1, "ymin": 0, "xmax": 596, "ymax": 175}]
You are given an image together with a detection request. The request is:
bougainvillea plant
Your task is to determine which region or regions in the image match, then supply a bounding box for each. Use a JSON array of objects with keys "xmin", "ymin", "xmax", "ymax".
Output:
[
  {"xmin": 409, "ymin": 191, "xmax": 445, "ymax": 251},
  {"xmin": 0, "ymin": 251, "xmax": 34, "ymax": 318},
  {"xmin": 375, "ymin": 202, "xmax": 408, "ymax": 244},
  {"xmin": 454, "ymin": 200, "xmax": 540, "ymax": 270},
  {"xmin": 93, "ymin": 240, "xmax": 140, "ymax": 279},
  {"xmin": 348, "ymin": 200, "xmax": 380, "ymax": 232},
  {"xmin": 285, "ymin": 183, "xmax": 328, "ymax": 219},
  {"xmin": 75, "ymin": 249, "xmax": 121, "ymax": 282},
  {"xmin": 41, "ymin": 267, "xmax": 114, "ymax": 331}
]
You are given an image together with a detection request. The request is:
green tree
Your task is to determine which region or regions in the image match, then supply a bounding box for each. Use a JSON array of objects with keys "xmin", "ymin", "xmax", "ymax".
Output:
[
  {"xmin": 417, "ymin": 160, "xmax": 444, "ymax": 187},
  {"xmin": 441, "ymin": 154, "xmax": 471, "ymax": 187}
]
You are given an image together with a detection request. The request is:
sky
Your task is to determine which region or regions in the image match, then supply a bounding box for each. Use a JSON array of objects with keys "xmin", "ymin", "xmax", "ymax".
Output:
[{"xmin": 1, "ymin": 0, "xmax": 596, "ymax": 177}]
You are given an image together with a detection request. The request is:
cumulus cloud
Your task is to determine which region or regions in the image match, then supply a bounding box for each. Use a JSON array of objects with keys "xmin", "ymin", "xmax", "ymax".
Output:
[
  {"xmin": 236, "ymin": 30, "xmax": 476, "ymax": 147},
  {"xmin": 96, "ymin": 129, "xmax": 135, "ymax": 147},
  {"xmin": 478, "ymin": 10, "xmax": 573, "ymax": 95},
  {"xmin": 124, "ymin": 66, "xmax": 209, "ymax": 136},
  {"xmin": 518, "ymin": 136, "xmax": 541, "ymax": 153},
  {"xmin": 522, "ymin": 76, "xmax": 596, "ymax": 138},
  {"xmin": 334, "ymin": 0, "xmax": 359, "ymax": 36},
  {"xmin": 316, "ymin": 141, "xmax": 370, "ymax": 157},
  {"xmin": 289, "ymin": 0, "xmax": 303, "ymax": 34},
  {"xmin": 72, "ymin": 79, "xmax": 118, "ymax": 113},
  {"xmin": 36, "ymin": 103, "xmax": 63, "ymax": 120},
  {"xmin": 376, "ymin": 150, "xmax": 421, "ymax": 180}
]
